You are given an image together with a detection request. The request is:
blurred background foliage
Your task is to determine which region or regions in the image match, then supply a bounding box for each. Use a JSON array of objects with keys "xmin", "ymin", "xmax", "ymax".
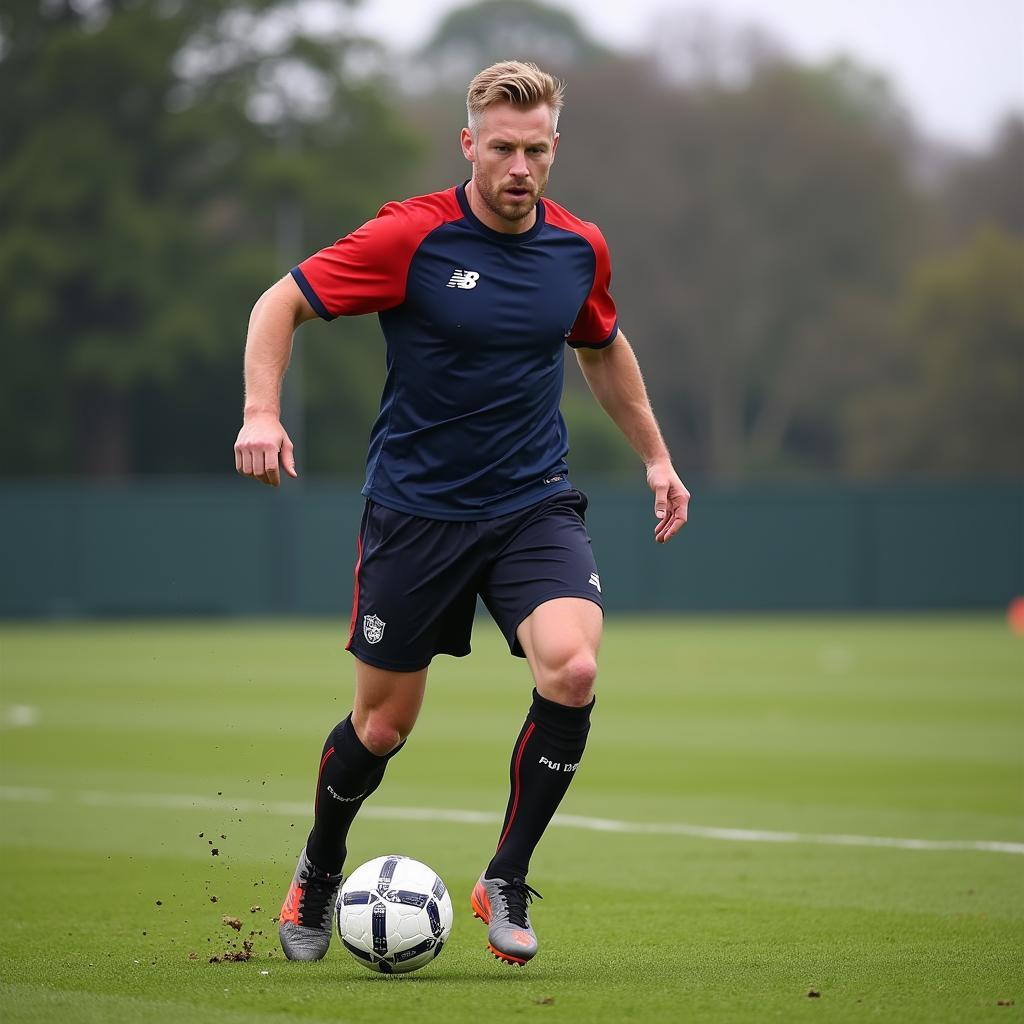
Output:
[{"xmin": 1, "ymin": 0, "xmax": 1021, "ymax": 481}]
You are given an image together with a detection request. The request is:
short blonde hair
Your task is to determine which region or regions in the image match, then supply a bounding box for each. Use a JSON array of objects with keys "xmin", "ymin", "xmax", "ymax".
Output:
[{"xmin": 466, "ymin": 61, "xmax": 565, "ymax": 136}]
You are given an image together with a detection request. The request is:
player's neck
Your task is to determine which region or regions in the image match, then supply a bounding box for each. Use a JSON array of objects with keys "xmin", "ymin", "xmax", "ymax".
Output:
[{"xmin": 465, "ymin": 180, "xmax": 537, "ymax": 235}]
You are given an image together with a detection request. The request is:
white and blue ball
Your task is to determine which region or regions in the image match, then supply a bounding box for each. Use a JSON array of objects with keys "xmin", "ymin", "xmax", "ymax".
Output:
[{"xmin": 336, "ymin": 855, "xmax": 453, "ymax": 974}]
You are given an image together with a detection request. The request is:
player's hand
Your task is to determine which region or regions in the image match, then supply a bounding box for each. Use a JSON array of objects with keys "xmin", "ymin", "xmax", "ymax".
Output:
[
  {"xmin": 646, "ymin": 460, "xmax": 689, "ymax": 543},
  {"xmin": 233, "ymin": 413, "xmax": 298, "ymax": 487}
]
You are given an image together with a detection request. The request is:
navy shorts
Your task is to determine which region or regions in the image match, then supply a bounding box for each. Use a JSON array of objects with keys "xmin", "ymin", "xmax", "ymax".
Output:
[{"xmin": 345, "ymin": 489, "xmax": 603, "ymax": 672}]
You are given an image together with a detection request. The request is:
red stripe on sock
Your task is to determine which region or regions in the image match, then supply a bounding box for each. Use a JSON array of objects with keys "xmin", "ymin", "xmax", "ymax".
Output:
[
  {"xmin": 495, "ymin": 722, "xmax": 535, "ymax": 854},
  {"xmin": 313, "ymin": 746, "xmax": 335, "ymax": 816},
  {"xmin": 345, "ymin": 532, "xmax": 364, "ymax": 650}
]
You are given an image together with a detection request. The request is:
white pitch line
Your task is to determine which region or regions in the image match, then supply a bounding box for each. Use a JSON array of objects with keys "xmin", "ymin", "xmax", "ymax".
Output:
[
  {"xmin": 0, "ymin": 785, "xmax": 53, "ymax": 803},
  {"xmin": 1, "ymin": 705, "xmax": 40, "ymax": 728},
  {"xmin": 1, "ymin": 786, "xmax": 1022, "ymax": 855}
]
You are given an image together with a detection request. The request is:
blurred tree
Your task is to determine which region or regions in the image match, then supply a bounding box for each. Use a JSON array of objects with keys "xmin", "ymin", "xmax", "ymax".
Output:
[
  {"xmin": 941, "ymin": 115, "xmax": 1024, "ymax": 241},
  {"xmin": 559, "ymin": 391, "xmax": 636, "ymax": 476},
  {"xmin": 554, "ymin": 53, "xmax": 923, "ymax": 480},
  {"xmin": 415, "ymin": 0, "xmax": 608, "ymax": 89},
  {"xmin": 647, "ymin": 7, "xmax": 787, "ymax": 89},
  {"xmin": 843, "ymin": 227, "xmax": 1024, "ymax": 479},
  {"xmin": 0, "ymin": 0, "xmax": 417, "ymax": 476}
]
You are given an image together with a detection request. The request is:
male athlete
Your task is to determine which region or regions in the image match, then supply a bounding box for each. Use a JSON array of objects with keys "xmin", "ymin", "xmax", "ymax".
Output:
[{"xmin": 234, "ymin": 61, "xmax": 689, "ymax": 966}]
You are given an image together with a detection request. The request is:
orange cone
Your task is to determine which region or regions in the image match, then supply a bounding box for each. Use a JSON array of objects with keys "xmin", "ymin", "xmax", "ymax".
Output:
[{"xmin": 1008, "ymin": 597, "xmax": 1024, "ymax": 634}]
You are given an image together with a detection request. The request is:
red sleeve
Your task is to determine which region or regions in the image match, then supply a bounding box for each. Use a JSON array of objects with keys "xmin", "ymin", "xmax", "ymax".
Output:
[
  {"xmin": 566, "ymin": 223, "xmax": 618, "ymax": 349},
  {"xmin": 290, "ymin": 191, "xmax": 459, "ymax": 320}
]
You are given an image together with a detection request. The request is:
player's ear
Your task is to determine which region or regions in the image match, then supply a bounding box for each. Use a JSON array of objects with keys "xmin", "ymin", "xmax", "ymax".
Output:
[
  {"xmin": 551, "ymin": 131, "xmax": 559, "ymax": 162},
  {"xmin": 460, "ymin": 127, "xmax": 475, "ymax": 163}
]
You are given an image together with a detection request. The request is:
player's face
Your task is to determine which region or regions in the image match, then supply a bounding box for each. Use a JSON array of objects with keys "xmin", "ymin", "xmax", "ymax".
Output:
[{"xmin": 461, "ymin": 103, "xmax": 559, "ymax": 231}]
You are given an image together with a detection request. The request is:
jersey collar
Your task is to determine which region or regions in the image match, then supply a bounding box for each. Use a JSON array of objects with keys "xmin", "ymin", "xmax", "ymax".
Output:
[{"xmin": 456, "ymin": 181, "xmax": 546, "ymax": 244}]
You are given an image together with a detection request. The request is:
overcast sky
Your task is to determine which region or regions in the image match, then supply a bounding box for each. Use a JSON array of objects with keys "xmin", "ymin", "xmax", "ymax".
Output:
[{"xmin": 350, "ymin": 0, "xmax": 1024, "ymax": 148}]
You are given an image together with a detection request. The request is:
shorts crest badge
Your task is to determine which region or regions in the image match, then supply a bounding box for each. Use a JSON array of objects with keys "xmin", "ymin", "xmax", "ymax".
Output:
[{"xmin": 362, "ymin": 614, "xmax": 386, "ymax": 645}]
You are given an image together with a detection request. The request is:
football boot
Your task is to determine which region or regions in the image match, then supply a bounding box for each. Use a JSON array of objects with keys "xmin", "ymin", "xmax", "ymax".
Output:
[
  {"xmin": 470, "ymin": 874, "xmax": 543, "ymax": 965},
  {"xmin": 278, "ymin": 848, "xmax": 343, "ymax": 961}
]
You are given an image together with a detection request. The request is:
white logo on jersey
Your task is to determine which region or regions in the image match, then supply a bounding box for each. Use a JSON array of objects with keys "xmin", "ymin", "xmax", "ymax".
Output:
[
  {"xmin": 588, "ymin": 572, "xmax": 602, "ymax": 593},
  {"xmin": 447, "ymin": 269, "xmax": 480, "ymax": 289},
  {"xmin": 363, "ymin": 614, "xmax": 386, "ymax": 644}
]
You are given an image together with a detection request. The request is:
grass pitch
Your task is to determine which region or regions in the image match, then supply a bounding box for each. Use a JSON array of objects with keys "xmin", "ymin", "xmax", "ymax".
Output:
[{"xmin": 1, "ymin": 615, "xmax": 1021, "ymax": 1022}]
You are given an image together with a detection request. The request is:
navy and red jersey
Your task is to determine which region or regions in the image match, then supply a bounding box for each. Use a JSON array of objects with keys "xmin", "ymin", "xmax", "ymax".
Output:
[{"xmin": 291, "ymin": 182, "xmax": 618, "ymax": 520}]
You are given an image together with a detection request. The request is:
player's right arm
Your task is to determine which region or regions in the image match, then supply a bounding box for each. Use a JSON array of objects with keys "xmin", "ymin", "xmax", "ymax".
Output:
[
  {"xmin": 236, "ymin": 193, "xmax": 455, "ymax": 485},
  {"xmin": 233, "ymin": 275, "xmax": 318, "ymax": 487}
]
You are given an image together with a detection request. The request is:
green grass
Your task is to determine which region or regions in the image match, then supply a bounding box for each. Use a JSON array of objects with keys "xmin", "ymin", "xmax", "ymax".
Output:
[{"xmin": 1, "ymin": 615, "xmax": 1021, "ymax": 1022}]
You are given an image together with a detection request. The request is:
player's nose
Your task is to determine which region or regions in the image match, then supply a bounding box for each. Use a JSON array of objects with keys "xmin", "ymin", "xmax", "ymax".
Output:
[{"xmin": 508, "ymin": 152, "xmax": 529, "ymax": 177}]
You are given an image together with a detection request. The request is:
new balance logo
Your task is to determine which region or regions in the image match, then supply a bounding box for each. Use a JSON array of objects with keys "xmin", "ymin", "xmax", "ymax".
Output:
[
  {"xmin": 447, "ymin": 269, "xmax": 480, "ymax": 289},
  {"xmin": 588, "ymin": 572, "xmax": 601, "ymax": 593}
]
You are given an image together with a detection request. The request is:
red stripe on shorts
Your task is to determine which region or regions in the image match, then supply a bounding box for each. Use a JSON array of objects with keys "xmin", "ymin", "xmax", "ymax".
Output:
[{"xmin": 345, "ymin": 532, "xmax": 364, "ymax": 650}]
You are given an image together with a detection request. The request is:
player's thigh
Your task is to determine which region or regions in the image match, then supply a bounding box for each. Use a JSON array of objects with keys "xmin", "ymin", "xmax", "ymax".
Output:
[
  {"xmin": 481, "ymin": 489, "xmax": 603, "ymax": 662},
  {"xmin": 347, "ymin": 500, "xmax": 480, "ymax": 672},
  {"xmin": 516, "ymin": 597, "xmax": 603, "ymax": 707},
  {"xmin": 351, "ymin": 657, "xmax": 428, "ymax": 754}
]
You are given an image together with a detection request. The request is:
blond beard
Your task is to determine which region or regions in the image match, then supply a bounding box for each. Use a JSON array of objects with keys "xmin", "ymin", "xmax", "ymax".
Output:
[{"xmin": 473, "ymin": 171, "xmax": 544, "ymax": 224}]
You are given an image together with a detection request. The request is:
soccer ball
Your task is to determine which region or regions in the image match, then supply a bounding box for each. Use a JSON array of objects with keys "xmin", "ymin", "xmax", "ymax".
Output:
[{"xmin": 336, "ymin": 855, "xmax": 453, "ymax": 974}]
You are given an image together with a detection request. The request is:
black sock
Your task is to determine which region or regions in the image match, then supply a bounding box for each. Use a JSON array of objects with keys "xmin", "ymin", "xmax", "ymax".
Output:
[
  {"xmin": 305, "ymin": 715, "xmax": 403, "ymax": 875},
  {"xmin": 486, "ymin": 689, "xmax": 594, "ymax": 882}
]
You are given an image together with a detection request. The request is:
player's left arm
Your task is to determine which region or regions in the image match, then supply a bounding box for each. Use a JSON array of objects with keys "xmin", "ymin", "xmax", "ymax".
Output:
[{"xmin": 575, "ymin": 330, "xmax": 690, "ymax": 543}]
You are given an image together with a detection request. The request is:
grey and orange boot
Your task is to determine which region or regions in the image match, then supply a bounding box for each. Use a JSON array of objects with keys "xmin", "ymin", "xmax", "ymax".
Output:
[
  {"xmin": 278, "ymin": 849, "xmax": 343, "ymax": 961},
  {"xmin": 471, "ymin": 874, "xmax": 543, "ymax": 965}
]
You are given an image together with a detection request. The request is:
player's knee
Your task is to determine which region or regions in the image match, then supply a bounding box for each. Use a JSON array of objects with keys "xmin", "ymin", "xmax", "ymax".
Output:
[
  {"xmin": 544, "ymin": 653, "xmax": 597, "ymax": 706},
  {"xmin": 356, "ymin": 716, "xmax": 408, "ymax": 756}
]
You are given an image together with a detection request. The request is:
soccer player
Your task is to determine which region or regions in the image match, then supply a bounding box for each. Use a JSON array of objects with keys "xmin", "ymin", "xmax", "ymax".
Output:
[{"xmin": 234, "ymin": 61, "xmax": 689, "ymax": 966}]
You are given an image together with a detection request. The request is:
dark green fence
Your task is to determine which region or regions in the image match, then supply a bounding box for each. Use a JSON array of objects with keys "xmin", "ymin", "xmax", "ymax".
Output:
[{"xmin": 2, "ymin": 480, "xmax": 1021, "ymax": 616}]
